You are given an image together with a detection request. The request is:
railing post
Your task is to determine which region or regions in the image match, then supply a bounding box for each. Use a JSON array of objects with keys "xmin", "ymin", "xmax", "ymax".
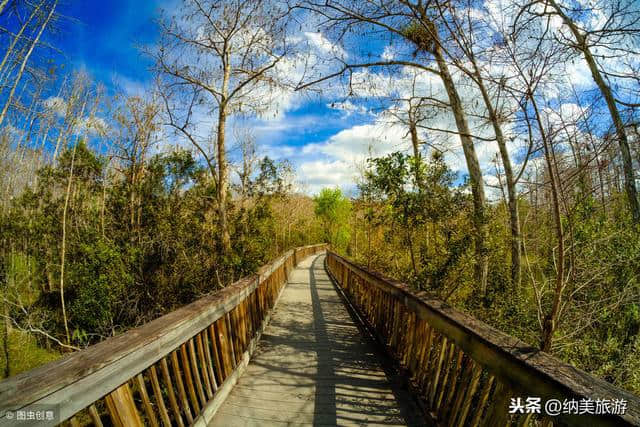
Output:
[
  {"xmin": 0, "ymin": 245, "xmax": 327, "ymax": 427},
  {"xmin": 104, "ymin": 383, "xmax": 143, "ymax": 427},
  {"xmin": 324, "ymin": 251, "xmax": 640, "ymax": 426}
]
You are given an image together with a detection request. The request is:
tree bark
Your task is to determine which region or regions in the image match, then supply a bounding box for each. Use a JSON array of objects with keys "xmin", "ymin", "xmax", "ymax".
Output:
[
  {"xmin": 0, "ymin": 0, "xmax": 9, "ymax": 15},
  {"xmin": 472, "ymin": 65, "xmax": 521, "ymax": 289},
  {"xmin": 408, "ymin": 112, "xmax": 424, "ymax": 187},
  {"xmin": 433, "ymin": 45, "xmax": 489, "ymax": 294},
  {"xmin": 217, "ymin": 59, "xmax": 231, "ymax": 254},
  {"xmin": 0, "ymin": 1, "xmax": 42, "ymax": 88}
]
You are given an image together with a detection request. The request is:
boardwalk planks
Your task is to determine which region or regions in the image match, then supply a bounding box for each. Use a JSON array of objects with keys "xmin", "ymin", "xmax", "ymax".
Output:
[
  {"xmin": 210, "ymin": 253, "xmax": 425, "ymax": 426},
  {"xmin": 326, "ymin": 251, "xmax": 640, "ymax": 426},
  {"xmin": 0, "ymin": 244, "xmax": 326, "ymax": 426}
]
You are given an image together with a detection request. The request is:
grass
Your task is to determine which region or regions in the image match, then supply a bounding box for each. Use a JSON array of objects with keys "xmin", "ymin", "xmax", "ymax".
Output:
[{"xmin": 0, "ymin": 327, "xmax": 61, "ymax": 379}]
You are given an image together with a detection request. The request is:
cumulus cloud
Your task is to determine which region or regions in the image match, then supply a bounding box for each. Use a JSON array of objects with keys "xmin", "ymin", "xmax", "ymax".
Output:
[
  {"xmin": 303, "ymin": 122, "xmax": 407, "ymax": 163},
  {"xmin": 289, "ymin": 119, "xmax": 412, "ymax": 194},
  {"xmin": 148, "ymin": 0, "xmax": 615, "ymax": 199},
  {"xmin": 297, "ymin": 159, "xmax": 357, "ymax": 194}
]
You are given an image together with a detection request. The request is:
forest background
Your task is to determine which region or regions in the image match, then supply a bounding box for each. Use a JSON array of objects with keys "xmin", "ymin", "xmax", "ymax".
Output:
[{"xmin": 1, "ymin": 0, "xmax": 639, "ymax": 398}]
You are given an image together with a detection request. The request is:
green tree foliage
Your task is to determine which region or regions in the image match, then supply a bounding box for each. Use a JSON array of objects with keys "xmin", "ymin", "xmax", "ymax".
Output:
[
  {"xmin": 349, "ymin": 151, "xmax": 640, "ymax": 394},
  {"xmin": 0, "ymin": 138, "xmax": 320, "ymax": 371},
  {"xmin": 313, "ymin": 188, "xmax": 352, "ymax": 250},
  {"xmin": 359, "ymin": 151, "xmax": 470, "ymax": 291},
  {"xmin": 253, "ymin": 157, "xmax": 294, "ymax": 198}
]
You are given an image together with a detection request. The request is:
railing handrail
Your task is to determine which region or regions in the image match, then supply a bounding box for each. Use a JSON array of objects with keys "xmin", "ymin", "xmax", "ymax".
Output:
[
  {"xmin": 326, "ymin": 251, "xmax": 640, "ymax": 426},
  {"xmin": 0, "ymin": 244, "xmax": 327, "ymax": 423}
]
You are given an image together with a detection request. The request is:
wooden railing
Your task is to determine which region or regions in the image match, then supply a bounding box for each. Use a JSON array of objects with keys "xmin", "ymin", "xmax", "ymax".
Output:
[
  {"xmin": 0, "ymin": 244, "xmax": 326, "ymax": 427},
  {"xmin": 326, "ymin": 251, "xmax": 640, "ymax": 427}
]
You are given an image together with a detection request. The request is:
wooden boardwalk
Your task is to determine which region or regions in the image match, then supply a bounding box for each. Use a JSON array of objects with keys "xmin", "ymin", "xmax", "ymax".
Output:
[{"xmin": 210, "ymin": 253, "xmax": 426, "ymax": 426}]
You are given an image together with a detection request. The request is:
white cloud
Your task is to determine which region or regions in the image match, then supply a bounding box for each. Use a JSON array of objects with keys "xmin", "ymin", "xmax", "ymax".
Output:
[
  {"xmin": 297, "ymin": 159, "xmax": 357, "ymax": 194},
  {"xmin": 304, "ymin": 32, "xmax": 347, "ymax": 58},
  {"xmin": 112, "ymin": 74, "xmax": 149, "ymax": 97},
  {"xmin": 564, "ymin": 58, "xmax": 594, "ymax": 90},
  {"xmin": 327, "ymin": 100, "xmax": 370, "ymax": 117},
  {"xmin": 304, "ymin": 122, "xmax": 408, "ymax": 163},
  {"xmin": 292, "ymin": 119, "xmax": 411, "ymax": 194},
  {"xmin": 381, "ymin": 45, "xmax": 395, "ymax": 61}
]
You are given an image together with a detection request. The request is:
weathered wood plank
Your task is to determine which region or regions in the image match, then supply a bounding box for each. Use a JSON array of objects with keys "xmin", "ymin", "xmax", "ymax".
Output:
[
  {"xmin": 187, "ymin": 339, "xmax": 207, "ymax": 407},
  {"xmin": 135, "ymin": 373, "xmax": 159, "ymax": 427},
  {"xmin": 454, "ymin": 360, "xmax": 482, "ymax": 427},
  {"xmin": 104, "ymin": 383, "xmax": 142, "ymax": 427},
  {"xmin": 469, "ymin": 374, "xmax": 494, "ymax": 427},
  {"xmin": 160, "ymin": 357, "xmax": 185, "ymax": 427},
  {"xmin": 201, "ymin": 329, "xmax": 218, "ymax": 395},
  {"xmin": 88, "ymin": 404, "xmax": 103, "ymax": 427},
  {"xmin": 171, "ymin": 346, "xmax": 193, "ymax": 424},
  {"xmin": 0, "ymin": 244, "xmax": 326, "ymax": 424},
  {"xmin": 209, "ymin": 253, "xmax": 424, "ymax": 427},
  {"xmin": 149, "ymin": 365, "xmax": 171, "ymax": 427},
  {"xmin": 326, "ymin": 251, "xmax": 640, "ymax": 426}
]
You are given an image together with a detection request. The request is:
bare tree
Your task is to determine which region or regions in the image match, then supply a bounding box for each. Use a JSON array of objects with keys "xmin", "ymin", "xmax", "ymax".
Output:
[
  {"xmin": 0, "ymin": 1, "xmax": 43, "ymax": 84},
  {"xmin": 498, "ymin": 9, "xmax": 571, "ymax": 351},
  {"xmin": 427, "ymin": 0, "xmax": 525, "ymax": 289},
  {"xmin": 0, "ymin": 0, "xmax": 12, "ymax": 15},
  {"xmin": 58, "ymin": 75, "xmax": 97, "ymax": 346},
  {"xmin": 154, "ymin": 0, "xmax": 289, "ymax": 253},
  {"xmin": 517, "ymin": 0, "xmax": 640, "ymax": 224},
  {"xmin": 0, "ymin": 0, "xmax": 58, "ymax": 128},
  {"xmin": 232, "ymin": 124, "xmax": 259, "ymax": 201},
  {"xmin": 112, "ymin": 95, "xmax": 161, "ymax": 243},
  {"xmin": 298, "ymin": 0, "xmax": 491, "ymax": 292}
]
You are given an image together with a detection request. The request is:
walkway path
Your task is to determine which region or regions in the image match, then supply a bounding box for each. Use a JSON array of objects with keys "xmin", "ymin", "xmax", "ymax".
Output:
[{"xmin": 210, "ymin": 253, "xmax": 425, "ymax": 426}]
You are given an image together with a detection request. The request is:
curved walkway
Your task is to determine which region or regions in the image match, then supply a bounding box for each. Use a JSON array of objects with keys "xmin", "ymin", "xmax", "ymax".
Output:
[{"xmin": 210, "ymin": 253, "xmax": 426, "ymax": 426}]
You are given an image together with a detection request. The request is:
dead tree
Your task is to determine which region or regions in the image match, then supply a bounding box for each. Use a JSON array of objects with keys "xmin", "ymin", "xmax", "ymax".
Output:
[
  {"xmin": 153, "ymin": 0, "xmax": 289, "ymax": 253},
  {"xmin": 517, "ymin": 0, "xmax": 640, "ymax": 224}
]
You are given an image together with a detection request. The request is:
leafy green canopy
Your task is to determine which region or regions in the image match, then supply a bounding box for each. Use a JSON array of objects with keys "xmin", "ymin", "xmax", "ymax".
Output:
[{"xmin": 313, "ymin": 188, "xmax": 352, "ymax": 250}]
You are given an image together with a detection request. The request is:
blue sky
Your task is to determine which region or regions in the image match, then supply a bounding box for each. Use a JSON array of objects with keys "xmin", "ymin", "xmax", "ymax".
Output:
[
  {"xmin": 52, "ymin": 1, "xmax": 391, "ymax": 194},
  {"xmin": 61, "ymin": 1, "xmax": 159, "ymax": 87},
  {"xmin": 47, "ymin": 1, "xmax": 610, "ymax": 197}
]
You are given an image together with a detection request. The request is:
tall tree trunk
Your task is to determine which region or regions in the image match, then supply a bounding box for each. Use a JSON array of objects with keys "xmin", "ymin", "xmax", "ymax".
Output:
[
  {"xmin": 529, "ymin": 94, "xmax": 565, "ymax": 352},
  {"xmin": 217, "ymin": 108, "xmax": 230, "ymax": 253},
  {"xmin": 433, "ymin": 45, "xmax": 489, "ymax": 294},
  {"xmin": 59, "ymin": 133, "xmax": 79, "ymax": 347},
  {"xmin": 409, "ymin": 121, "xmax": 420, "ymax": 160},
  {"xmin": 408, "ymin": 115, "xmax": 424, "ymax": 187},
  {"xmin": 406, "ymin": 227, "xmax": 418, "ymax": 277},
  {"xmin": 472, "ymin": 65, "xmax": 521, "ymax": 289},
  {"xmin": 0, "ymin": 0, "xmax": 57, "ymax": 128},
  {"xmin": 547, "ymin": 0, "xmax": 640, "ymax": 223},
  {"xmin": 217, "ymin": 59, "xmax": 231, "ymax": 254}
]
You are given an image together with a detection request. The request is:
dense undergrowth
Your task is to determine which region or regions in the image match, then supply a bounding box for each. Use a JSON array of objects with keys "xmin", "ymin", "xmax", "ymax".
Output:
[{"xmin": 319, "ymin": 152, "xmax": 640, "ymax": 395}]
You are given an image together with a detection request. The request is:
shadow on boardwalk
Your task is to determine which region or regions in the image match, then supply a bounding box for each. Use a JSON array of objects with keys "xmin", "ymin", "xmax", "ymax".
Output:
[{"xmin": 210, "ymin": 253, "xmax": 426, "ymax": 426}]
